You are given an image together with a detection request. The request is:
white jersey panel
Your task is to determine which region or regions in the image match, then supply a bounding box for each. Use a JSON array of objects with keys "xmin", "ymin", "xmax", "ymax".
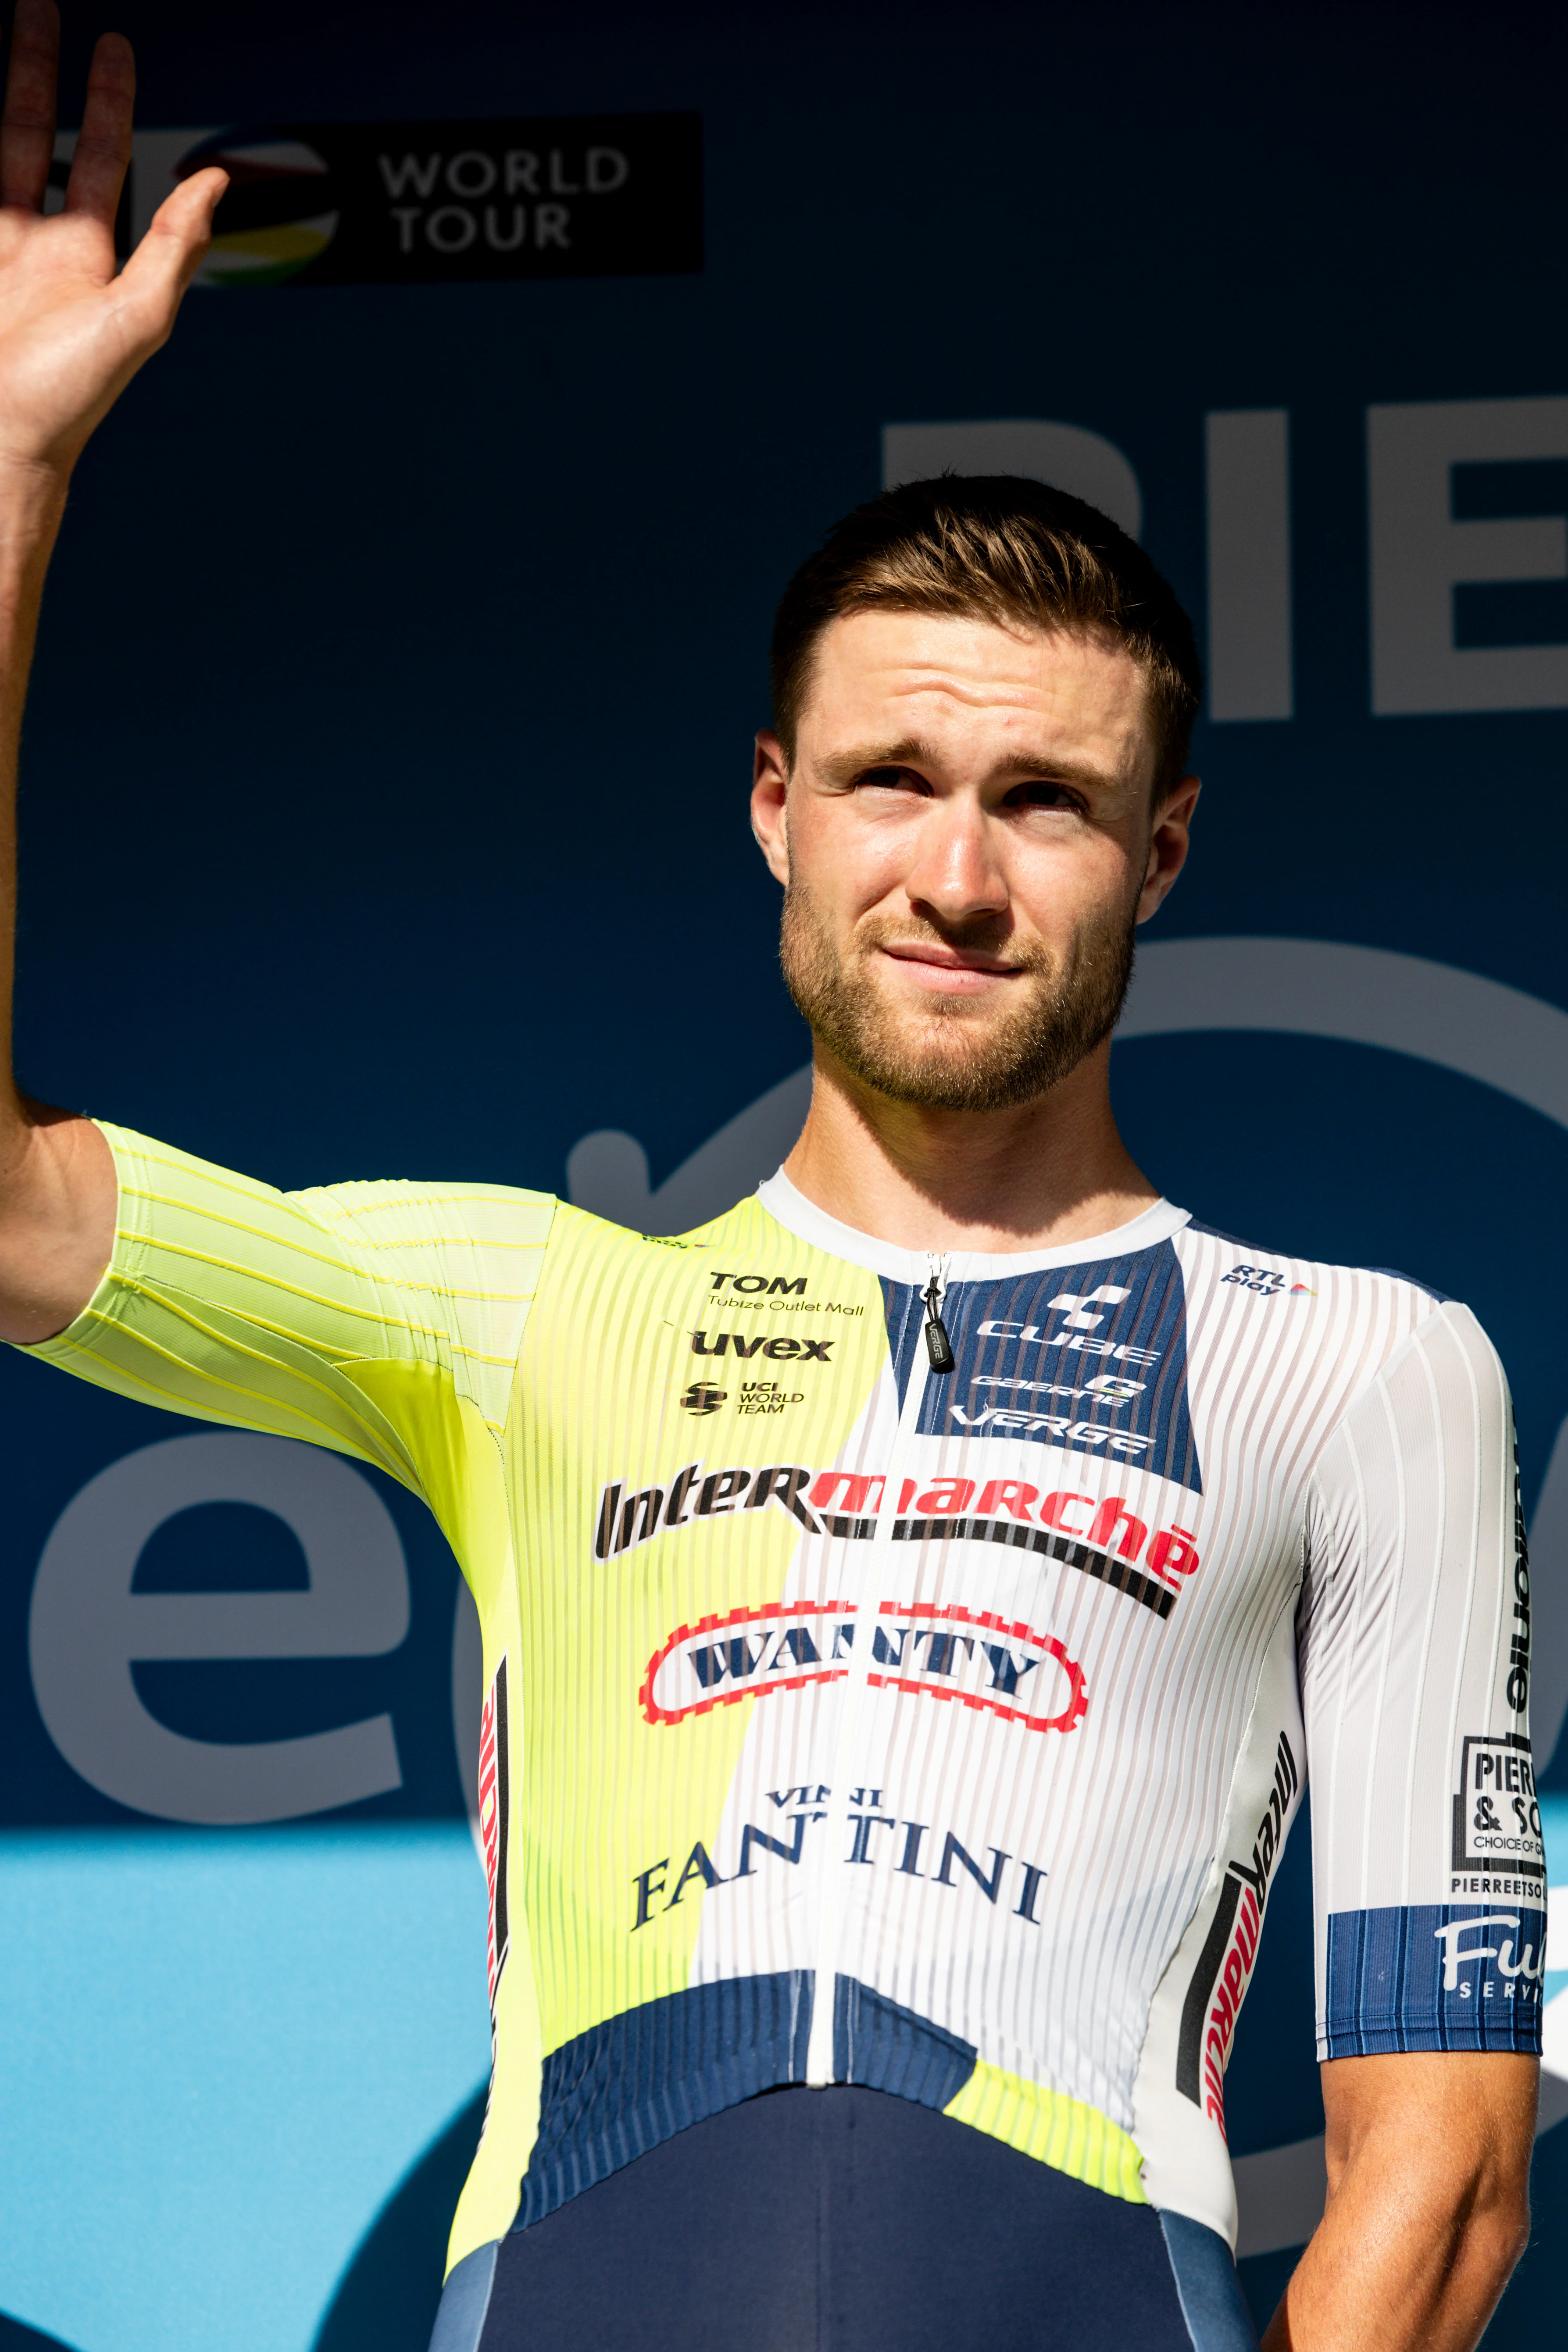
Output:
[{"xmin": 728, "ymin": 1178, "xmax": 1544, "ymax": 2233}]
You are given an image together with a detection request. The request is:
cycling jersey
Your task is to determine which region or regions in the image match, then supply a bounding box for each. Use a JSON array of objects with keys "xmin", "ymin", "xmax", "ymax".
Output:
[{"xmin": 24, "ymin": 1124, "xmax": 1543, "ymax": 2329}]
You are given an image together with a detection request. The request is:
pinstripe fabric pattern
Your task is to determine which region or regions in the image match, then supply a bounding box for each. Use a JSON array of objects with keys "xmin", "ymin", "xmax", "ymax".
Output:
[{"xmin": 18, "ymin": 1132, "xmax": 1538, "ymax": 2273}]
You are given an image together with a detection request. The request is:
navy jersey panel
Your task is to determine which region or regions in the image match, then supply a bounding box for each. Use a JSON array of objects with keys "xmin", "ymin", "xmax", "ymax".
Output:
[{"xmin": 885, "ymin": 1242, "xmax": 1202, "ymax": 1495}]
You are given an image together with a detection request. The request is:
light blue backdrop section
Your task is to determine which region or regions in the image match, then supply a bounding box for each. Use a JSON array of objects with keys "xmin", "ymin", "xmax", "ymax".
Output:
[
  {"xmin": 1545, "ymin": 1800, "xmax": 1568, "ymax": 2004},
  {"xmin": 0, "ymin": 1828, "xmax": 489, "ymax": 2352}
]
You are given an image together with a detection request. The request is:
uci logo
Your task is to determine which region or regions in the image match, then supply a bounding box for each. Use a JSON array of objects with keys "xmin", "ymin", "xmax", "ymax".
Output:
[{"xmin": 681, "ymin": 1382, "xmax": 726, "ymax": 1415}]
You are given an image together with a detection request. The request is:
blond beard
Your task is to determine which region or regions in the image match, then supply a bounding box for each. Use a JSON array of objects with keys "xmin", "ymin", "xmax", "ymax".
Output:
[{"xmin": 779, "ymin": 880, "xmax": 1136, "ymax": 1114}]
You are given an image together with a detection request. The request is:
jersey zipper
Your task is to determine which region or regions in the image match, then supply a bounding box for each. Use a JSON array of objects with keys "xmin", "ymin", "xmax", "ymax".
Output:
[
  {"xmin": 804, "ymin": 1255, "xmax": 950, "ymax": 2085},
  {"xmin": 922, "ymin": 1253, "xmax": 955, "ymax": 1373}
]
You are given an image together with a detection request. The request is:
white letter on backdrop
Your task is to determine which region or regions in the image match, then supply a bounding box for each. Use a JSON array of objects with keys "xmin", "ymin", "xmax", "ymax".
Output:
[
  {"xmin": 1368, "ymin": 395, "xmax": 1568, "ymax": 715},
  {"xmin": 1206, "ymin": 408, "xmax": 1293, "ymax": 722},
  {"xmin": 882, "ymin": 419, "xmax": 1143, "ymax": 542},
  {"xmin": 29, "ymin": 1433, "xmax": 410, "ymax": 1824}
]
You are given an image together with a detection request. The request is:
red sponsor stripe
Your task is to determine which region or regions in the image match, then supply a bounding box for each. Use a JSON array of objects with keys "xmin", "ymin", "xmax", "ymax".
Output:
[{"xmin": 478, "ymin": 1685, "xmax": 502, "ymax": 1999}]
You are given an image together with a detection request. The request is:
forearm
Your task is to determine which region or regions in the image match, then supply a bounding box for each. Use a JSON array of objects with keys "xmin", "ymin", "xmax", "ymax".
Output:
[
  {"xmin": 0, "ymin": 465, "xmax": 118, "ymax": 1346},
  {"xmin": 1261, "ymin": 2151, "xmax": 1526, "ymax": 2352},
  {"xmin": 1261, "ymin": 2055, "xmax": 1536, "ymax": 2352},
  {"xmin": 0, "ymin": 5, "xmax": 227, "ymax": 1341},
  {"xmin": 0, "ymin": 465, "xmax": 116, "ymax": 1338},
  {"xmin": 0, "ymin": 461, "xmax": 70, "ymax": 1132}
]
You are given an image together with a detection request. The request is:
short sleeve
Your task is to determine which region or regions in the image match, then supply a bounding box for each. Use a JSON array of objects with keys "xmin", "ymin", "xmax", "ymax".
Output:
[
  {"xmin": 1300, "ymin": 1299, "xmax": 1544, "ymax": 2059},
  {"xmin": 19, "ymin": 1121, "xmax": 557, "ymax": 1501}
]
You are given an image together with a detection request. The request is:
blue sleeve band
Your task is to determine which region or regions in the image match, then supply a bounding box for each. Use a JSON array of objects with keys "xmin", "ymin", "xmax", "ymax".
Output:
[{"xmin": 1324, "ymin": 1904, "xmax": 1545, "ymax": 2059}]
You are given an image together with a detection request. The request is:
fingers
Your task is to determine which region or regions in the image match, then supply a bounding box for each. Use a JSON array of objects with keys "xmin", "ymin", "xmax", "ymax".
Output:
[
  {"xmin": 0, "ymin": 0, "xmax": 60, "ymax": 214},
  {"xmin": 115, "ymin": 166, "xmax": 228, "ymax": 337},
  {"xmin": 62, "ymin": 31, "xmax": 133, "ymax": 226}
]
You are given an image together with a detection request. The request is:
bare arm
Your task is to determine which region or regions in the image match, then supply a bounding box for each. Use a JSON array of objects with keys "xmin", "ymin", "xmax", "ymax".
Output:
[
  {"xmin": 1261, "ymin": 2052, "xmax": 1536, "ymax": 2352},
  {"xmin": 0, "ymin": 0, "xmax": 225, "ymax": 1343}
]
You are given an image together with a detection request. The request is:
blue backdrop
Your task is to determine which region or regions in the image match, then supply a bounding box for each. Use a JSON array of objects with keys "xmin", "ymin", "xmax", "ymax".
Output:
[{"xmin": 3, "ymin": 3, "xmax": 1567, "ymax": 2345}]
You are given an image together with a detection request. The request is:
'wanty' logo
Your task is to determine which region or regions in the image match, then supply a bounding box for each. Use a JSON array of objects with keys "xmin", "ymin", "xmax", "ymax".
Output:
[{"xmin": 639, "ymin": 1599, "xmax": 1087, "ymax": 1733}]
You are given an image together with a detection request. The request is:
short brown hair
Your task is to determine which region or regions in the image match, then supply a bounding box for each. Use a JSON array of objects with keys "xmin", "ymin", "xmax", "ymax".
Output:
[{"xmin": 769, "ymin": 475, "xmax": 1203, "ymax": 801}]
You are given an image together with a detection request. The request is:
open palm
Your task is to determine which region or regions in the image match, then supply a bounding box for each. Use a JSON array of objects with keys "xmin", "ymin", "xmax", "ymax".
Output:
[{"xmin": 0, "ymin": 0, "xmax": 225, "ymax": 480}]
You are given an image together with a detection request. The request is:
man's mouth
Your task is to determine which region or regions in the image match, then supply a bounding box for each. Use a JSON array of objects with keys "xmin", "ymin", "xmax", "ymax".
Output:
[{"xmin": 877, "ymin": 942, "xmax": 1025, "ymax": 992}]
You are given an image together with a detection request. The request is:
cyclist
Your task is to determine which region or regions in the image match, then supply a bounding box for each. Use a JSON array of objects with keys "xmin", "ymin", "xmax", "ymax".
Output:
[{"xmin": 0, "ymin": 10, "xmax": 1541, "ymax": 2350}]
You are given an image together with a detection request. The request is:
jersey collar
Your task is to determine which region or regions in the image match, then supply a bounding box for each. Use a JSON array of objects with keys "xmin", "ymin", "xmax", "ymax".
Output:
[{"xmin": 755, "ymin": 1168, "xmax": 1192, "ymax": 1286}]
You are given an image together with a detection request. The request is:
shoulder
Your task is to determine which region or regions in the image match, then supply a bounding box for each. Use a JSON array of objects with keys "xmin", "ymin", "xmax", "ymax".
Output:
[
  {"xmin": 286, "ymin": 1177, "xmax": 560, "ymax": 1256},
  {"xmin": 1171, "ymin": 1217, "xmax": 1509, "ymax": 1428},
  {"xmin": 543, "ymin": 1191, "xmax": 782, "ymax": 1255},
  {"xmin": 1172, "ymin": 1216, "xmax": 1449, "ymax": 1311}
]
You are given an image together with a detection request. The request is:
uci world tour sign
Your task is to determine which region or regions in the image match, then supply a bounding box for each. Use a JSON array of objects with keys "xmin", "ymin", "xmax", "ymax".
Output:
[{"xmin": 49, "ymin": 116, "xmax": 704, "ymax": 286}]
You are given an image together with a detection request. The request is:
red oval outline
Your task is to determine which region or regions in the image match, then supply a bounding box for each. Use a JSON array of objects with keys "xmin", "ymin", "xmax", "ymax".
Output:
[
  {"xmin": 639, "ymin": 1599, "xmax": 854, "ymax": 1724},
  {"xmin": 640, "ymin": 1596, "xmax": 1086, "ymax": 1732},
  {"xmin": 867, "ymin": 1599, "xmax": 1087, "ymax": 1732}
]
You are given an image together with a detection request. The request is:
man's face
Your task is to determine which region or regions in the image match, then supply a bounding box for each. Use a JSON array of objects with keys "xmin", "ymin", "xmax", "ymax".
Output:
[{"xmin": 750, "ymin": 608, "xmax": 1197, "ymax": 1114}]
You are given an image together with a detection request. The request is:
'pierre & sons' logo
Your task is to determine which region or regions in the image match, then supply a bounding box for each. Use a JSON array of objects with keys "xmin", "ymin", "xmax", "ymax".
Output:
[
  {"xmin": 1451, "ymin": 1730, "xmax": 1545, "ymax": 1891},
  {"xmin": 639, "ymin": 1599, "xmax": 1087, "ymax": 1734}
]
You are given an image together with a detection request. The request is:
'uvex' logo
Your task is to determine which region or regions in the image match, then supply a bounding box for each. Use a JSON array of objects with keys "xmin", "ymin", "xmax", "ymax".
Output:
[{"xmin": 691, "ymin": 1330, "xmax": 833, "ymax": 1362}]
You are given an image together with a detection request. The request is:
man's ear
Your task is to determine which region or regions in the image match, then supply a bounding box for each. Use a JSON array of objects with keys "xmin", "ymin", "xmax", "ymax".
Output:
[
  {"xmin": 751, "ymin": 731, "xmax": 791, "ymax": 885},
  {"xmin": 1136, "ymin": 773, "xmax": 1200, "ymax": 924}
]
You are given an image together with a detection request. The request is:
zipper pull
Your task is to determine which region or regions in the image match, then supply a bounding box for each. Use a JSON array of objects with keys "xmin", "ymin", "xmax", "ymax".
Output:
[{"xmin": 923, "ymin": 1253, "xmax": 954, "ymax": 1375}]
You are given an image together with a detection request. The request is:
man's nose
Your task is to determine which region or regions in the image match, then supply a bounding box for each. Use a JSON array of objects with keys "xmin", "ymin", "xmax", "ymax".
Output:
[{"xmin": 903, "ymin": 797, "xmax": 1010, "ymax": 925}]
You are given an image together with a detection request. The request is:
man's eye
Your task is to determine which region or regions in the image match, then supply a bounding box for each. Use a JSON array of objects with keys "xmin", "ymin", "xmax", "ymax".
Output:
[
  {"xmin": 1008, "ymin": 781, "xmax": 1085, "ymax": 812},
  {"xmin": 855, "ymin": 766, "xmax": 925, "ymax": 792}
]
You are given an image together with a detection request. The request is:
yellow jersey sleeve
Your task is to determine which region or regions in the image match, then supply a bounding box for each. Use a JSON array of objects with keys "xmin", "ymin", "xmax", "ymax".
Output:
[{"xmin": 22, "ymin": 1122, "xmax": 556, "ymax": 1518}]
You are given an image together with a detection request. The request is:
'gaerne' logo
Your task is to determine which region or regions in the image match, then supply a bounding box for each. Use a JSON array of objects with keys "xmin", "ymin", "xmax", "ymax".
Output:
[{"xmin": 640, "ymin": 1599, "xmax": 1087, "ymax": 1733}]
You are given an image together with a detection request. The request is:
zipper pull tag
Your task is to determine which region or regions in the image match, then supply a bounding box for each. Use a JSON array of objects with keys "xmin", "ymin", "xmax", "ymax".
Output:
[{"xmin": 923, "ymin": 1256, "xmax": 954, "ymax": 1375}]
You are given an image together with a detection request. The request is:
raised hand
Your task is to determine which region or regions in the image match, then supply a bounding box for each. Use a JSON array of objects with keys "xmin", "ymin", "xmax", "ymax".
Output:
[
  {"xmin": 0, "ymin": 0, "xmax": 226, "ymax": 487},
  {"xmin": 0, "ymin": 7, "xmax": 229, "ymax": 1342}
]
